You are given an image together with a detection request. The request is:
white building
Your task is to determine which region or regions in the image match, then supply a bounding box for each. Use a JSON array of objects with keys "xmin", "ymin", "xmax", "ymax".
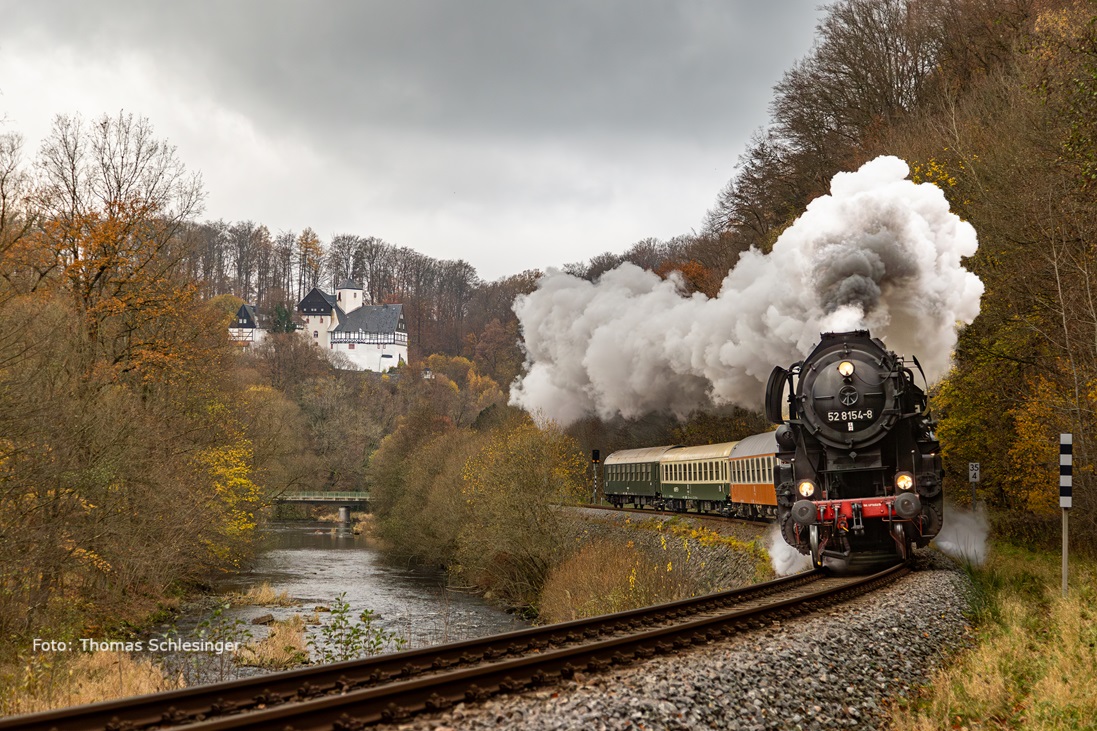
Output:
[
  {"xmin": 228, "ymin": 303, "xmax": 266, "ymax": 347},
  {"xmin": 297, "ymin": 279, "xmax": 408, "ymax": 372}
]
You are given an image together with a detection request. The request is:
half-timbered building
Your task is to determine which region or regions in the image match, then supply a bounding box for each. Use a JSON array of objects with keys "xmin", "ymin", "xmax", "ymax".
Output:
[{"xmin": 297, "ymin": 279, "xmax": 408, "ymax": 372}]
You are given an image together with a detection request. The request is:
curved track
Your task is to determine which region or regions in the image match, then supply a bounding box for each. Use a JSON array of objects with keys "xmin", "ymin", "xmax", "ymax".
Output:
[{"xmin": 2, "ymin": 564, "xmax": 910, "ymax": 731}]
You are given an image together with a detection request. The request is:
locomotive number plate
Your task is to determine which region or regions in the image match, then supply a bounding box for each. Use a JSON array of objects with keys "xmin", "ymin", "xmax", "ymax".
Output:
[{"xmin": 827, "ymin": 409, "xmax": 874, "ymax": 422}]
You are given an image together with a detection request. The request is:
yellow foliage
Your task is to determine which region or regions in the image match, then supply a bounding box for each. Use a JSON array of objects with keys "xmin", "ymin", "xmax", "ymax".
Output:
[
  {"xmin": 909, "ymin": 156, "xmax": 958, "ymax": 188},
  {"xmin": 1004, "ymin": 375, "xmax": 1067, "ymax": 515},
  {"xmin": 197, "ymin": 441, "xmax": 261, "ymax": 540}
]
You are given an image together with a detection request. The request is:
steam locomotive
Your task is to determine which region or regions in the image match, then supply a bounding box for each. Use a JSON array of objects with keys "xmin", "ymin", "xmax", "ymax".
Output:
[
  {"xmin": 602, "ymin": 330, "xmax": 943, "ymax": 569},
  {"xmin": 766, "ymin": 330, "xmax": 943, "ymax": 568}
]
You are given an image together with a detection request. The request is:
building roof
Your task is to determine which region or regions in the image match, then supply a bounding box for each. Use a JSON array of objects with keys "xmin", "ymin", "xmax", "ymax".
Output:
[
  {"xmin": 336, "ymin": 278, "xmax": 362, "ymax": 290},
  {"xmin": 334, "ymin": 303, "xmax": 405, "ymax": 333},
  {"xmin": 298, "ymin": 287, "xmax": 338, "ymax": 314},
  {"xmin": 234, "ymin": 303, "xmax": 259, "ymax": 328}
]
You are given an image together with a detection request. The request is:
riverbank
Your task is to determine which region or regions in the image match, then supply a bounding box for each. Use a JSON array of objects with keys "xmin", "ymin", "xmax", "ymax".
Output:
[
  {"xmin": 0, "ymin": 520, "xmax": 525, "ymax": 718},
  {"xmin": 1, "ymin": 510, "xmax": 776, "ymax": 717}
]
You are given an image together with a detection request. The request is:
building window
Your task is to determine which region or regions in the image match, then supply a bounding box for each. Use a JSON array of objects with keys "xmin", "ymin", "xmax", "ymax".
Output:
[
  {"xmin": 349, "ymin": 343, "xmax": 355, "ymax": 349},
  {"xmin": 313, "ymin": 331, "xmax": 318, "ymax": 338}
]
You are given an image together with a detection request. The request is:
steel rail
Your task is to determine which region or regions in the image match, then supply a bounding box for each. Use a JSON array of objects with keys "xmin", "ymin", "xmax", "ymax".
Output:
[
  {"xmin": 172, "ymin": 564, "xmax": 908, "ymax": 731},
  {"xmin": 0, "ymin": 571, "xmax": 825, "ymax": 731}
]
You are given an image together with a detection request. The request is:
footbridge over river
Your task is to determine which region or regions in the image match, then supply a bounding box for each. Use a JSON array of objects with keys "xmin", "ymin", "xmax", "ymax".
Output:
[{"xmin": 273, "ymin": 491, "xmax": 370, "ymax": 522}]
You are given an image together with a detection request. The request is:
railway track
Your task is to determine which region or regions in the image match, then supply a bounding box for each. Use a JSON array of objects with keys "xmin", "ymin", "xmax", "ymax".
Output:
[
  {"xmin": 3, "ymin": 564, "xmax": 908, "ymax": 731},
  {"xmin": 580, "ymin": 502, "xmax": 770, "ymax": 527}
]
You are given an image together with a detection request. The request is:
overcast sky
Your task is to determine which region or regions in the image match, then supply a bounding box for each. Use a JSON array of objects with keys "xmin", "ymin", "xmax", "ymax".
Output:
[{"xmin": 0, "ymin": 1, "xmax": 824, "ymax": 281}]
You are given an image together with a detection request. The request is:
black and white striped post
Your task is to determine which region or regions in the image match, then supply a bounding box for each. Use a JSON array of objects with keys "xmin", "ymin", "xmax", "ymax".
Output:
[{"xmin": 1061, "ymin": 433, "xmax": 1072, "ymax": 597}]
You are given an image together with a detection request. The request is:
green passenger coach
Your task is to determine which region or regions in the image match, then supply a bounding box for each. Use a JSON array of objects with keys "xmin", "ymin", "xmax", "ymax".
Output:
[
  {"xmin": 603, "ymin": 445, "xmax": 680, "ymax": 509},
  {"xmin": 659, "ymin": 441, "xmax": 738, "ymax": 513},
  {"xmin": 602, "ymin": 431, "xmax": 780, "ymax": 520}
]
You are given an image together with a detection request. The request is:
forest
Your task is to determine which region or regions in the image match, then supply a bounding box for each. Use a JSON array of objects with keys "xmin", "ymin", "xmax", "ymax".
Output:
[{"xmin": 0, "ymin": 0, "xmax": 1094, "ymax": 692}]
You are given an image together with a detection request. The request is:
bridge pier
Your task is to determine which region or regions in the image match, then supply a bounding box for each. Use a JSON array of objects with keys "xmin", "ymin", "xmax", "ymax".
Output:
[{"xmin": 338, "ymin": 506, "xmax": 351, "ymax": 524}]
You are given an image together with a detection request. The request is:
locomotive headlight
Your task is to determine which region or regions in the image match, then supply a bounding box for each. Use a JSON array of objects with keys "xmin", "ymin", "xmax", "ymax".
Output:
[
  {"xmin": 837, "ymin": 360, "xmax": 855, "ymax": 377},
  {"xmin": 797, "ymin": 479, "xmax": 817, "ymax": 498},
  {"xmin": 895, "ymin": 472, "xmax": 915, "ymax": 492}
]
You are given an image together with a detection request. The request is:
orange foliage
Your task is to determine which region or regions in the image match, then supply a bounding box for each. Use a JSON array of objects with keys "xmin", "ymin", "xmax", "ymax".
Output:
[{"xmin": 654, "ymin": 259, "xmax": 721, "ymax": 297}]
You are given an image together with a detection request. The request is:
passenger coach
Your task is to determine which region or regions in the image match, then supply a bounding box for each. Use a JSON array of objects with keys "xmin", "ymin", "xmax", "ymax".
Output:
[{"xmin": 603, "ymin": 431, "xmax": 779, "ymax": 520}]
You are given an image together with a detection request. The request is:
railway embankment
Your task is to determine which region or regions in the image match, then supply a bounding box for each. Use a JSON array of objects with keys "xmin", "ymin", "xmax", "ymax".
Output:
[
  {"xmin": 376, "ymin": 551, "xmax": 973, "ymax": 731},
  {"xmin": 537, "ymin": 508, "xmax": 774, "ymax": 624}
]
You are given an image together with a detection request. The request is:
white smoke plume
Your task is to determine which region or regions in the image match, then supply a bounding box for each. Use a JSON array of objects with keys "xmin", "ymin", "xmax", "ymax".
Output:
[
  {"xmin": 934, "ymin": 504, "xmax": 989, "ymax": 566},
  {"xmin": 767, "ymin": 524, "xmax": 812, "ymax": 576},
  {"xmin": 511, "ymin": 156, "xmax": 983, "ymax": 424}
]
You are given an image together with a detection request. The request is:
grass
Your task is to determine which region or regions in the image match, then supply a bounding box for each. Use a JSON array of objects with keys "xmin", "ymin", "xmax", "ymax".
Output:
[
  {"xmin": 0, "ymin": 651, "xmax": 184, "ymax": 716},
  {"xmin": 224, "ymin": 581, "xmax": 297, "ymax": 607},
  {"xmin": 538, "ymin": 537, "xmax": 699, "ymax": 623},
  {"xmin": 235, "ymin": 615, "xmax": 309, "ymax": 669},
  {"xmin": 892, "ymin": 542, "xmax": 1097, "ymax": 730}
]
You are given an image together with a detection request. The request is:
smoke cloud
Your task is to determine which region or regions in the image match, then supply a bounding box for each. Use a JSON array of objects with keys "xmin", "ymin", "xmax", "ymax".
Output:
[{"xmin": 511, "ymin": 156, "xmax": 983, "ymax": 424}]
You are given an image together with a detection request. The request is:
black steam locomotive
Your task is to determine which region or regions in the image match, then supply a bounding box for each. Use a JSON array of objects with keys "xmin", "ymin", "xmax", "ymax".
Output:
[{"xmin": 765, "ymin": 330, "xmax": 943, "ymax": 569}]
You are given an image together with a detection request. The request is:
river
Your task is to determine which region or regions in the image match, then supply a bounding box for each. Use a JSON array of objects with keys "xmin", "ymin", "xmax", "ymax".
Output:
[{"xmin": 159, "ymin": 521, "xmax": 525, "ymax": 684}]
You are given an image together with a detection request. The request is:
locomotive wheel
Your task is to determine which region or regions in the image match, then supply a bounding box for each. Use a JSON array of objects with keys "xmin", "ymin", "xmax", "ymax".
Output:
[
  {"xmin": 892, "ymin": 523, "xmax": 913, "ymax": 563},
  {"xmin": 780, "ymin": 510, "xmax": 802, "ymax": 550},
  {"xmin": 809, "ymin": 525, "xmax": 823, "ymax": 568}
]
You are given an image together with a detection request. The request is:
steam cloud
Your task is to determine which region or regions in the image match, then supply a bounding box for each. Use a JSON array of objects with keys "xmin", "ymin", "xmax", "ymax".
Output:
[
  {"xmin": 934, "ymin": 504, "xmax": 989, "ymax": 566},
  {"xmin": 511, "ymin": 156, "xmax": 984, "ymax": 424},
  {"xmin": 767, "ymin": 524, "xmax": 812, "ymax": 576}
]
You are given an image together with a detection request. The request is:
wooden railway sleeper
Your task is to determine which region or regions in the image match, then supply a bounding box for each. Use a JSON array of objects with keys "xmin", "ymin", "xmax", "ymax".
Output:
[
  {"xmin": 252, "ymin": 689, "xmax": 285, "ymax": 706},
  {"xmin": 499, "ymin": 675, "xmax": 528, "ymax": 692},
  {"xmin": 295, "ymin": 681, "xmax": 323, "ymax": 700},
  {"xmin": 380, "ymin": 702, "xmax": 412, "ymax": 722},
  {"xmin": 424, "ymin": 692, "xmax": 453, "ymax": 711},
  {"xmin": 587, "ymin": 657, "xmax": 610, "ymax": 672},
  {"xmin": 465, "ymin": 683, "xmax": 492, "ymax": 701},
  {"xmin": 209, "ymin": 697, "xmax": 240, "ymax": 715},
  {"xmin": 530, "ymin": 669, "xmax": 558, "ymax": 686},
  {"xmin": 332, "ymin": 713, "xmax": 368, "ymax": 731}
]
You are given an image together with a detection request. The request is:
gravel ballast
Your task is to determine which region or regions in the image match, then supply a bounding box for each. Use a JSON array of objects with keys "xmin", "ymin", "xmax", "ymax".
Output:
[{"xmin": 378, "ymin": 551, "xmax": 972, "ymax": 731}]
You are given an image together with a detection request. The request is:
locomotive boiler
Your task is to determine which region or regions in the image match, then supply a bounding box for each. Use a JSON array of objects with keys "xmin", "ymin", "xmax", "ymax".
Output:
[{"xmin": 765, "ymin": 330, "xmax": 943, "ymax": 569}]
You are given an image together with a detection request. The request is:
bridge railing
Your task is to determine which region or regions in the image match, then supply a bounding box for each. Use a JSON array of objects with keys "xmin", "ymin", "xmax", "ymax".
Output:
[{"xmin": 274, "ymin": 491, "xmax": 371, "ymax": 502}]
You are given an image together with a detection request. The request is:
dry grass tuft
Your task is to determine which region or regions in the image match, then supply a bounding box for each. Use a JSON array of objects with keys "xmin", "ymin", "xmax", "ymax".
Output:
[
  {"xmin": 225, "ymin": 581, "xmax": 297, "ymax": 607},
  {"xmin": 235, "ymin": 615, "xmax": 309, "ymax": 669},
  {"xmin": 0, "ymin": 651, "xmax": 184, "ymax": 716}
]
